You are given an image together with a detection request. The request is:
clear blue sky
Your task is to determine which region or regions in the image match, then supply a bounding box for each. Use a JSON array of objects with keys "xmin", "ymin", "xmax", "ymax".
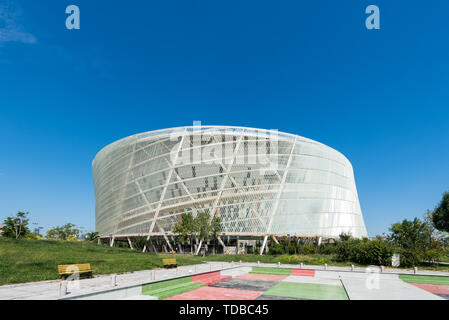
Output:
[{"xmin": 1, "ymin": 0, "xmax": 448, "ymax": 236}]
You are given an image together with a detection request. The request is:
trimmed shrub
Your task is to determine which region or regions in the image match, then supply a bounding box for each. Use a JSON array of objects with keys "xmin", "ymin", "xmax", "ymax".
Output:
[
  {"xmin": 336, "ymin": 239, "xmax": 393, "ymax": 266},
  {"xmin": 397, "ymin": 249, "xmax": 422, "ymax": 267},
  {"xmin": 422, "ymin": 248, "xmax": 444, "ymax": 265},
  {"xmin": 268, "ymin": 242, "xmax": 283, "ymax": 255},
  {"xmin": 300, "ymin": 243, "xmax": 317, "ymax": 255},
  {"xmin": 285, "ymin": 244, "xmax": 296, "ymax": 255},
  {"xmin": 319, "ymin": 243, "xmax": 337, "ymax": 255}
]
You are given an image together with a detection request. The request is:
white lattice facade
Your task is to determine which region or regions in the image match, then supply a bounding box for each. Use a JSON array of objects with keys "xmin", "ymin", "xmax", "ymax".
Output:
[{"xmin": 93, "ymin": 126, "xmax": 368, "ymax": 239}]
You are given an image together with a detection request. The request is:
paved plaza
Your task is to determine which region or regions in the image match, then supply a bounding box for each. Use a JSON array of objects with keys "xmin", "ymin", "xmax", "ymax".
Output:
[{"xmin": 0, "ymin": 262, "xmax": 448, "ymax": 300}]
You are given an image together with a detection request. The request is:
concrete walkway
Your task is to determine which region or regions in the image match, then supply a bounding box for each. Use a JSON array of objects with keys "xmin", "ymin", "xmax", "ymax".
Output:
[
  {"xmin": 340, "ymin": 273, "xmax": 443, "ymax": 300},
  {"xmin": 310, "ymin": 270, "xmax": 443, "ymax": 300},
  {"xmin": 0, "ymin": 262, "xmax": 448, "ymax": 300},
  {"xmin": 0, "ymin": 262, "xmax": 231, "ymax": 300}
]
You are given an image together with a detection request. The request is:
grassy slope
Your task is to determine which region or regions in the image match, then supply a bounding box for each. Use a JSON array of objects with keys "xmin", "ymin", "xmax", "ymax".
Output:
[
  {"xmin": 0, "ymin": 239, "xmax": 348, "ymax": 285},
  {"xmin": 1, "ymin": 239, "xmax": 448, "ymax": 285},
  {"xmin": 0, "ymin": 238, "xmax": 201, "ymax": 285}
]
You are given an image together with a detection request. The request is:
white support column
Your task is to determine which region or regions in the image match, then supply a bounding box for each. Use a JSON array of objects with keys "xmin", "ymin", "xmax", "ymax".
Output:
[
  {"xmin": 259, "ymin": 235, "xmax": 268, "ymax": 255},
  {"xmin": 318, "ymin": 236, "xmax": 322, "ymax": 246},
  {"xmin": 161, "ymin": 230, "xmax": 173, "ymax": 251},
  {"xmin": 142, "ymin": 238, "xmax": 148, "ymax": 253},
  {"xmin": 217, "ymin": 236, "xmax": 227, "ymax": 252},
  {"xmin": 151, "ymin": 242, "xmax": 158, "ymax": 253},
  {"xmin": 110, "ymin": 236, "xmax": 115, "ymax": 247},
  {"xmin": 127, "ymin": 237, "xmax": 133, "ymax": 250},
  {"xmin": 272, "ymin": 235, "xmax": 279, "ymax": 244},
  {"xmin": 195, "ymin": 239, "xmax": 203, "ymax": 255},
  {"xmin": 236, "ymin": 235, "xmax": 240, "ymax": 254}
]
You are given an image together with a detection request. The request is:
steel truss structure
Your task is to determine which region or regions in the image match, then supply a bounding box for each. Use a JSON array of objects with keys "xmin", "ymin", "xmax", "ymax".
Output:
[{"xmin": 93, "ymin": 126, "xmax": 368, "ymax": 247}]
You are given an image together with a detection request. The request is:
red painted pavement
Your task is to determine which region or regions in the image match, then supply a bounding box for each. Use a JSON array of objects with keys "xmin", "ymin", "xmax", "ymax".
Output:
[
  {"xmin": 291, "ymin": 269, "xmax": 315, "ymax": 277},
  {"xmin": 411, "ymin": 283, "xmax": 449, "ymax": 295},
  {"xmin": 192, "ymin": 271, "xmax": 232, "ymax": 285},
  {"xmin": 236, "ymin": 273, "xmax": 287, "ymax": 282},
  {"xmin": 164, "ymin": 286, "xmax": 264, "ymax": 300}
]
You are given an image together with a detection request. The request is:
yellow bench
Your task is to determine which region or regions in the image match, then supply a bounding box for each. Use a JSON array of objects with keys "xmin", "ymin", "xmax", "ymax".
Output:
[
  {"xmin": 162, "ymin": 258, "xmax": 177, "ymax": 268},
  {"xmin": 58, "ymin": 263, "xmax": 93, "ymax": 280}
]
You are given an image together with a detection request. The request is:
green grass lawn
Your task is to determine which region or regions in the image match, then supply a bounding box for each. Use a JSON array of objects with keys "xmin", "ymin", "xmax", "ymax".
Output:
[
  {"xmin": 1, "ymin": 238, "xmax": 448, "ymax": 286},
  {"xmin": 0, "ymin": 238, "xmax": 202, "ymax": 285},
  {"xmin": 0, "ymin": 240, "xmax": 347, "ymax": 285}
]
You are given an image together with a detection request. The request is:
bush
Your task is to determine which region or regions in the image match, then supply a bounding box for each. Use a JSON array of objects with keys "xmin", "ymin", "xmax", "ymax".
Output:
[
  {"xmin": 422, "ymin": 248, "xmax": 444, "ymax": 265},
  {"xmin": 364, "ymin": 240, "xmax": 393, "ymax": 265},
  {"xmin": 336, "ymin": 240, "xmax": 357, "ymax": 262},
  {"xmin": 397, "ymin": 249, "xmax": 422, "ymax": 267},
  {"xmin": 336, "ymin": 239, "xmax": 393, "ymax": 266},
  {"xmin": 132, "ymin": 236, "xmax": 150, "ymax": 251},
  {"xmin": 26, "ymin": 233, "xmax": 38, "ymax": 240},
  {"xmin": 268, "ymin": 242, "xmax": 283, "ymax": 255},
  {"xmin": 319, "ymin": 243, "xmax": 337, "ymax": 255},
  {"xmin": 300, "ymin": 243, "xmax": 317, "ymax": 255},
  {"xmin": 285, "ymin": 244, "xmax": 296, "ymax": 255}
]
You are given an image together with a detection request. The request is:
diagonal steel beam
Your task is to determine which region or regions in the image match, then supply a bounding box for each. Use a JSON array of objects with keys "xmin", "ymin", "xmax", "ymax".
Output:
[
  {"xmin": 260, "ymin": 137, "xmax": 297, "ymax": 254},
  {"xmin": 195, "ymin": 132, "xmax": 244, "ymax": 255},
  {"xmin": 146, "ymin": 129, "xmax": 187, "ymax": 238}
]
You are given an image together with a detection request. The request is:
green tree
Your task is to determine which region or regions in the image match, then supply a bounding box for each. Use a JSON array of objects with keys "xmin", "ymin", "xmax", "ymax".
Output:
[
  {"xmin": 388, "ymin": 218, "xmax": 430, "ymax": 251},
  {"xmin": 131, "ymin": 235, "xmax": 150, "ymax": 251},
  {"xmin": 433, "ymin": 192, "xmax": 449, "ymax": 233},
  {"xmin": 172, "ymin": 213, "xmax": 196, "ymax": 254},
  {"xmin": 210, "ymin": 215, "xmax": 222, "ymax": 254},
  {"xmin": 191, "ymin": 212, "xmax": 223, "ymax": 256},
  {"xmin": 46, "ymin": 223, "xmax": 79, "ymax": 240},
  {"xmin": 194, "ymin": 212, "xmax": 211, "ymax": 250},
  {"xmin": 423, "ymin": 209, "xmax": 436, "ymax": 248},
  {"xmin": 85, "ymin": 231, "xmax": 99, "ymax": 241},
  {"xmin": 1, "ymin": 211, "xmax": 30, "ymax": 239},
  {"xmin": 339, "ymin": 232, "xmax": 352, "ymax": 242}
]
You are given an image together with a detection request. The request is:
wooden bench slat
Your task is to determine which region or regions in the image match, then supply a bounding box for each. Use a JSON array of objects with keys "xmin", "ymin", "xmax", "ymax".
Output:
[
  {"xmin": 162, "ymin": 258, "xmax": 177, "ymax": 268},
  {"xmin": 58, "ymin": 264, "xmax": 93, "ymax": 278}
]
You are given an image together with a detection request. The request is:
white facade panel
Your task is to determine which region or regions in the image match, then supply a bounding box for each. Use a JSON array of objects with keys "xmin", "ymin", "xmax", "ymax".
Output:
[{"xmin": 92, "ymin": 126, "xmax": 368, "ymax": 238}]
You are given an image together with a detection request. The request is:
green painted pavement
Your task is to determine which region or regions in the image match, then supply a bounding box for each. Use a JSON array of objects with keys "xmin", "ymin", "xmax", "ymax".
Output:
[
  {"xmin": 142, "ymin": 276, "xmax": 192, "ymax": 292},
  {"xmin": 142, "ymin": 276, "xmax": 204, "ymax": 299},
  {"xmin": 153, "ymin": 282, "xmax": 203, "ymax": 300},
  {"xmin": 264, "ymin": 282, "xmax": 348, "ymax": 300},
  {"xmin": 250, "ymin": 267, "xmax": 292, "ymax": 275},
  {"xmin": 399, "ymin": 274, "xmax": 449, "ymax": 285}
]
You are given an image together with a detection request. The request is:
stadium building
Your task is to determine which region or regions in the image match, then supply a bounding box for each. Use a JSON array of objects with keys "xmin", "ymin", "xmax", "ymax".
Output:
[{"xmin": 93, "ymin": 125, "xmax": 368, "ymax": 254}]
